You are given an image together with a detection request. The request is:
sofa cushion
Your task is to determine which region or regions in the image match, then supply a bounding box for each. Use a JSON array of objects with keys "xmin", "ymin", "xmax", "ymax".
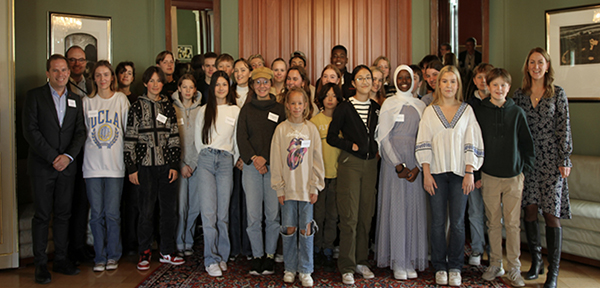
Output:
[{"xmin": 569, "ymin": 155, "xmax": 600, "ymax": 203}]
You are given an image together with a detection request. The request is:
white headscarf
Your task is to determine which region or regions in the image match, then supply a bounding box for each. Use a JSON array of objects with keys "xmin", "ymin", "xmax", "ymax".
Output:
[{"xmin": 375, "ymin": 65, "xmax": 426, "ymax": 148}]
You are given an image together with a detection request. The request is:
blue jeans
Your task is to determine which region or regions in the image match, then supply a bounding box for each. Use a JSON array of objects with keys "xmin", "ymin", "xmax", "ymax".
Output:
[
  {"xmin": 85, "ymin": 177, "xmax": 124, "ymax": 264},
  {"xmin": 281, "ymin": 200, "xmax": 315, "ymax": 274},
  {"xmin": 176, "ymin": 165, "xmax": 201, "ymax": 251},
  {"xmin": 197, "ymin": 148, "xmax": 234, "ymax": 266},
  {"xmin": 429, "ymin": 172, "xmax": 468, "ymax": 272},
  {"xmin": 468, "ymin": 187, "xmax": 486, "ymax": 254},
  {"xmin": 242, "ymin": 163, "xmax": 280, "ymax": 257}
]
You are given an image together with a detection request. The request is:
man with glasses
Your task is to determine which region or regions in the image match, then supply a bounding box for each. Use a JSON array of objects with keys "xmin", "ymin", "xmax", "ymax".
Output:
[
  {"xmin": 65, "ymin": 45, "xmax": 94, "ymax": 265},
  {"xmin": 66, "ymin": 46, "xmax": 92, "ymax": 98}
]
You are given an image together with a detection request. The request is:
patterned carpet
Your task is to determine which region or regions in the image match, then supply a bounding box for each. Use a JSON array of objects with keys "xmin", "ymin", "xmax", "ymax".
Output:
[{"xmin": 136, "ymin": 246, "xmax": 510, "ymax": 287}]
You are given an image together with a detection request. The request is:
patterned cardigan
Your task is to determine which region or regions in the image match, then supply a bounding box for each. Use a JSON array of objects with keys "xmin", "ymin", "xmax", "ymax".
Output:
[{"xmin": 124, "ymin": 94, "xmax": 180, "ymax": 173}]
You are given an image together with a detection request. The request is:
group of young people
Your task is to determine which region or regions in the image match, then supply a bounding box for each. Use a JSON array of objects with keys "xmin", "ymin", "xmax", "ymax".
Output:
[{"xmin": 29, "ymin": 44, "xmax": 571, "ymax": 288}]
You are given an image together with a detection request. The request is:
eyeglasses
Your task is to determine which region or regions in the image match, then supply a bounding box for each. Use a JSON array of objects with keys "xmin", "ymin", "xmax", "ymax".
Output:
[
  {"xmin": 68, "ymin": 58, "xmax": 87, "ymax": 64},
  {"xmin": 355, "ymin": 77, "xmax": 372, "ymax": 83},
  {"xmin": 254, "ymin": 79, "xmax": 270, "ymax": 86}
]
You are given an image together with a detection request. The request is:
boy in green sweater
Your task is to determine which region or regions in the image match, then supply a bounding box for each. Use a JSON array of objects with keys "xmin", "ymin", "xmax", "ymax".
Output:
[{"xmin": 474, "ymin": 68, "xmax": 535, "ymax": 287}]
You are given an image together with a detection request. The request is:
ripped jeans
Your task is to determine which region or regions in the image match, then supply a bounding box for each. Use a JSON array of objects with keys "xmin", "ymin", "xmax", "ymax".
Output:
[{"xmin": 280, "ymin": 200, "xmax": 316, "ymax": 274}]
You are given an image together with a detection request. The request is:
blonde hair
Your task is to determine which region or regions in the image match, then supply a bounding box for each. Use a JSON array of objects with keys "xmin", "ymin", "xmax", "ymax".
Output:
[
  {"xmin": 284, "ymin": 87, "xmax": 311, "ymax": 120},
  {"xmin": 432, "ymin": 65, "xmax": 463, "ymax": 105},
  {"xmin": 372, "ymin": 55, "xmax": 391, "ymax": 82},
  {"xmin": 521, "ymin": 47, "xmax": 555, "ymax": 99}
]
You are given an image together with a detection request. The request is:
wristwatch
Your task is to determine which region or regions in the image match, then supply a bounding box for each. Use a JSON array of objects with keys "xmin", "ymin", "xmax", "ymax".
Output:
[{"xmin": 395, "ymin": 163, "xmax": 406, "ymax": 174}]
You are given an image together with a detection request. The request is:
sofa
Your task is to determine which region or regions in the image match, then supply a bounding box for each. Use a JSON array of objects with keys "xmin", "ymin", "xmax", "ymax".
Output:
[{"xmin": 521, "ymin": 154, "xmax": 600, "ymax": 265}]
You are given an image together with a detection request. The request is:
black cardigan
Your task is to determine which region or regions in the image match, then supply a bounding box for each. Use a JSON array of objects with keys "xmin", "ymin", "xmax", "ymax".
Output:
[{"xmin": 326, "ymin": 99, "xmax": 379, "ymax": 160}]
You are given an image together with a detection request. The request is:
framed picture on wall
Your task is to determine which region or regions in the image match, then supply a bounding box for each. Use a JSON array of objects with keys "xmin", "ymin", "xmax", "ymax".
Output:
[
  {"xmin": 48, "ymin": 12, "xmax": 112, "ymax": 77},
  {"xmin": 546, "ymin": 4, "xmax": 600, "ymax": 101}
]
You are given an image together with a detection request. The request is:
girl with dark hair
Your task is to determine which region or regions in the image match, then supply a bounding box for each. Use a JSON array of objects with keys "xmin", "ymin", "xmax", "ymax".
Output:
[
  {"xmin": 194, "ymin": 70, "xmax": 241, "ymax": 277},
  {"xmin": 327, "ymin": 65, "xmax": 380, "ymax": 285},
  {"xmin": 124, "ymin": 66, "xmax": 183, "ymax": 271},
  {"xmin": 116, "ymin": 61, "xmax": 136, "ymax": 102},
  {"xmin": 310, "ymin": 83, "xmax": 343, "ymax": 272},
  {"xmin": 172, "ymin": 74, "xmax": 202, "ymax": 257},
  {"xmin": 513, "ymin": 47, "xmax": 572, "ymax": 288},
  {"xmin": 84, "ymin": 60, "xmax": 130, "ymax": 272}
]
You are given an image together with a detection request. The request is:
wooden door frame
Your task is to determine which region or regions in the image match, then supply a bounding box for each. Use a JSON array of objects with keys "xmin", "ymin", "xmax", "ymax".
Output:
[
  {"xmin": 430, "ymin": 0, "xmax": 489, "ymax": 62},
  {"xmin": 164, "ymin": 0, "xmax": 221, "ymax": 54}
]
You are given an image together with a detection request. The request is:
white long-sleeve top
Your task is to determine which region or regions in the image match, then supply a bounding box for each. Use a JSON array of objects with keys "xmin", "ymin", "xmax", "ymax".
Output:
[
  {"xmin": 415, "ymin": 102, "xmax": 484, "ymax": 176},
  {"xmin": 82, "ymin": 91, "xmax": 130, "ymax": 178},
  {"xmin": 195, "ymin": 104, "xmax": 241, "ymax": 165},
  {"xmin": 270, "ymin": 120, "xmax": 325, "ymax": 201}
]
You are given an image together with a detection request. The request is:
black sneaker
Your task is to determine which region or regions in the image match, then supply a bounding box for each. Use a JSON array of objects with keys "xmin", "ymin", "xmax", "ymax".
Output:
[
  {"xmin": 249, "ymin": 257, "xmax": 263, "ymax": 275},
  {"xmin": 262, "ymin": 256, "xmax": 275, "ymax": 275},
  {"xmin": 52, "ymin": 259, "xmax": 80, "ymax": 275},
  {"xmin": 35, "ymin": 264, "xmax": 51, "ymax": 284},
  {"xmin": 314, "ymin": 251, "xmax": 324, "ymax": 268}
]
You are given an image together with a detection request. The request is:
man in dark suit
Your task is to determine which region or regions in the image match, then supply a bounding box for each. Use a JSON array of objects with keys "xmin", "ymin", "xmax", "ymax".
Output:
[
  {"xmin": 459, "ymin": 37, "xmax": 482, "ymax": 72},
  {"xmin": 22, "ymin": 54, "xmax": 86, "ymax": 284}
]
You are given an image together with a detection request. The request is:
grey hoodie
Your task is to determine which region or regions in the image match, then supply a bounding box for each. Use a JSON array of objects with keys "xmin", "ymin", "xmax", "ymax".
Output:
[{"xmin": 172, "ymin": 91, "xmax": 203, "ymax": 170}]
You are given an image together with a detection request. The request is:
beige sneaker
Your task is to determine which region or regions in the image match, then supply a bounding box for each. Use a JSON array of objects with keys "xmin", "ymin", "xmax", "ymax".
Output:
[
  {"xmin": 482, "ymin": 265, "xmax": 505, "ymax": 281},
  {"xmin": 355, "ymin": 264, "xmax": 374, "ymax": 279},
  {"xmin": 342, "ymin": 272, "xmax": 355, "ymax": 285},
  {"xmin": 507, "ymin": 267, "xmax": 525, "ymax": 287}
]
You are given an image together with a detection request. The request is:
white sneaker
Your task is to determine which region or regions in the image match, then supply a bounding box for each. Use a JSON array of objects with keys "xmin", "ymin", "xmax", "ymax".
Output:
[
  {"xmin": 106, "ymin": 259, "xmax": 118, "ymax": 270},
  {"xmin": 482, "ymin": 265, "xmax": 505, "ymax": 281},
  {"xmin": 275, "ymin": 253, "xmax": 284, "ymax": 263},
  {"xmin": 355, "ymin": 264, "xmax": 374, "ymax": 279},
  {"xmin": 507, "ymin": 267, "xmax": 525, "ymax": 287},
  {"xmin": 448, "ymin": 271, "xmax": 462, "ymax": 286},
  {"xmin": 407, "ymin": 268, "xmax": 418, "ymax": 279},
  {"xmin": 205, "ymin": 263, "xmax": 223, "ymax": 277},
  {"xmin": 435, "ymin": 271, "xmax": 448, "ymax": 285},
  {"xmin": 283, "ymin": 271, "xmax": 295, "ymax": 283},
  {"xmin": 299, "ymin": 273, "xmax": 314, "ymax": 287},
  {"xmin": 393, "ymin": 268, "xmax": 407, "ymax": 280},
  {"xmin": 342, "ymin": 272, "xmax": 355, "ymax": 285},
  {"xmin": 219, "ymin": 261, "xmax": 227, "ymax": 271},
  {"xmin": 93, "ymin": 263, "xmax": 105, "ymax": 272},
  {"xmin": 469, "ymin": 252, "xmax": 482, "ymax": 266}
]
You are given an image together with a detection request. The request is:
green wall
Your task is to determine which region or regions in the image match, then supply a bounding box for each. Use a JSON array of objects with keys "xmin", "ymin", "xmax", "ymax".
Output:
[
  {"xmin": 220, "ymin": 0, "xmax": 239, "ymax": 58},
  {"xmin": 489, "ymin": 0, "xmax": 600, "ymax": 156},
  {"xmin": 411, "ymin": 0, "xmax": 431, "ymax": 64},
  {"xmin": 15, "ymin": 0, "xmax": 165, "ymax": 105}
]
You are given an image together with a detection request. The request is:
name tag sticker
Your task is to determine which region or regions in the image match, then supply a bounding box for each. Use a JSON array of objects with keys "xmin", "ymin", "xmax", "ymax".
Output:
[
  {"xmin": 157, "ymin": 114, "xmax": 168, "ymax": 124},
  {"xmin": 68, "ymin": 99, "xmax": 76, "ymax": 108},
  {"xmin": 87, "ymin": 110, "xmax": 98, "ymax": 118},
  {"xmin": 301, "ymin": 140, "xmax": 311, "ymax": 148},
  {"xmin": 395, "ymin": 114, "xmax": 405, "ymax": 122},
  {"xmin": 225, "ymin": 116, "xmax": 236, "ymax": 126},
  {"xmin": 268, "ymin": 112, "xmax": 279, "ymax": 123},
  {"xmin": 179, "ymin": 118, "xmax": 184, "ymax": 125}
]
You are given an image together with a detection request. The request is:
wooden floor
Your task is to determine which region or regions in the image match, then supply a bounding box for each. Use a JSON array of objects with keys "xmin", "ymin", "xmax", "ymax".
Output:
[{"xmin": 1, "ymin": 251, "xmax": 599, "ymax": 287}]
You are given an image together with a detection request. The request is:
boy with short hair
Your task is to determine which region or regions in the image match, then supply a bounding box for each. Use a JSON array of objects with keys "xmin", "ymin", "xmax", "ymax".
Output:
[
  {"xmin": 198, "ymin": 52, "xmax": 218, "ymax": 104},
  {"xmin": 409, "ymin": 64, "xmax": 423, "ymax": 99},
  {"xmin": 474, "ymin": 68, "xmax": 535, "ymax": 287},
  {"xmin": 216, "ymin": 53, "xmax": 235, "ymax": 77},
  {"xmin": 465, "ymin": 62, "xmax": 494, "ymax": 267}
]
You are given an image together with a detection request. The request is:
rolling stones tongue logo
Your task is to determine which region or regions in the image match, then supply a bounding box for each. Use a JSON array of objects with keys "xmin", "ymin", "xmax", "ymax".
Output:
[{"xmin": 287, "ymin": 138, "xmax": 307, "ymax": 170}]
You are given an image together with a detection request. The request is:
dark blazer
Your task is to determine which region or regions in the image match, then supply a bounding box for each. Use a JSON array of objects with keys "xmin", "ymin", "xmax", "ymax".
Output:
[
  {"xmin": 22, "ymin": 83, "xmax": 86, "ymax": 176},
  {"xmin": 459, "ymin": 50, "xmax": 482, "ymax": 70}
]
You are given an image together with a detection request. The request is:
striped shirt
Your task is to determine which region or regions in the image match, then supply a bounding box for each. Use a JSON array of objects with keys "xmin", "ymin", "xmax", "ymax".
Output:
[{"xmin": 350, "ymin": 97, "xmax": 370, "ymax": 127}]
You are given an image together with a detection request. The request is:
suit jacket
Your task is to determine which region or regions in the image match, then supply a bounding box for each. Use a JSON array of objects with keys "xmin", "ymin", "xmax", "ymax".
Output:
[
  {"xmin": 22, "ymin": 83, "xmax": 86, "ymax": 176},
  {"xmin": 459, "ymin": 50, "xmax": 482, "ymax": 70}
]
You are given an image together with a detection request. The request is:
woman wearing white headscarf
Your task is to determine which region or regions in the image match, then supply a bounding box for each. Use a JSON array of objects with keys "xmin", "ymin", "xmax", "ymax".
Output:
[{"xmin": 374, "ymin": 65, "xmax": 428, "ymax": 280}]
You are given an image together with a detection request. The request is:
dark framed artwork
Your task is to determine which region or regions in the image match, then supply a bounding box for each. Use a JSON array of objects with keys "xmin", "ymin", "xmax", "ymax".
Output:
[
  {"xmin": 49, "ymin": 12, "xmax": 112, "ymax": 77},
  {"xmin": 546, "ymin": 4, "xmax": 600, "ymax": 101}
]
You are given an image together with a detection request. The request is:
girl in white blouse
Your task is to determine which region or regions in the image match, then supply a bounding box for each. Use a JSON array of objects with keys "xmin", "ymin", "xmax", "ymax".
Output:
[{"xmin": 415, "ymin": 65, "xmax": 484, "ymax": 287}]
